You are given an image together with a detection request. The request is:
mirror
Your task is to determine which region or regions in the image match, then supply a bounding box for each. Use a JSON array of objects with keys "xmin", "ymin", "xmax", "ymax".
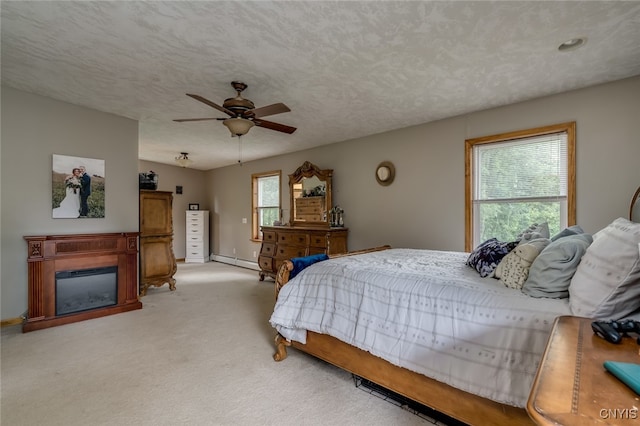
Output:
[
  {"xmin": 631, "ymin": 186, "xmax": 640, "ymax": 223},
  {"xmin": 289, "ymin": 161, "xmax": 332, "ymax": 227}
]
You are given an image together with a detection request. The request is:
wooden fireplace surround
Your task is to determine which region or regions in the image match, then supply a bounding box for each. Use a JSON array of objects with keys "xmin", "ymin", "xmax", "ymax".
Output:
[{"xmin": 23, "ymin": 232, "xmax": 142, "ymax": 332}]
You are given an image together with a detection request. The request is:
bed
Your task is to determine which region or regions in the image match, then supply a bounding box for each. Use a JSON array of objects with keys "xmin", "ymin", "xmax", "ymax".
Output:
[{"xmin": 269, "ymin": 218, "xmax": 640, "ymax": 425}]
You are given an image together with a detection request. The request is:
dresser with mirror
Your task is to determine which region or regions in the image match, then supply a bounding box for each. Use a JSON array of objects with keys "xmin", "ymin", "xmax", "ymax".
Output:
[{"xmin": 258, "ymin": 161, "xmax": 348, "ymax": 281}]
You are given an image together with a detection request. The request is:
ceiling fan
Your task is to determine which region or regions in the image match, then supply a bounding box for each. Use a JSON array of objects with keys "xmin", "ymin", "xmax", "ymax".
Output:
[{"xmin": 174, "ymin": 81, "xmax": 296, "ymax": 136}]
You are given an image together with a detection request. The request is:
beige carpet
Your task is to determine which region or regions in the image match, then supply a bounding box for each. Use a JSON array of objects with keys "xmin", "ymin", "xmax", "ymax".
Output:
[{"xmin": 1, "ymin": 262, "xmax": 434, "ymax": 426}]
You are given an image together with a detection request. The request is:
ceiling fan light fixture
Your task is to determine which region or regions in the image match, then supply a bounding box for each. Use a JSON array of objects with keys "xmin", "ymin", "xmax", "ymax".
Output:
[
  {"xmin": 175, "ymin": 152, "xmax": 193, "ymax": 167},
  {"xmin": 223, "ymin": 117, "xmax": 255, "ymax": 137}
]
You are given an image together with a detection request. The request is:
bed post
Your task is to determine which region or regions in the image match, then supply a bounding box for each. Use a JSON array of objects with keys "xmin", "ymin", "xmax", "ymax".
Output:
[
  {"xmin": 273, "ymin": 260, "xmax": 294, "ymax": 361},
  {"xmin": 273, "ymin": 334, "xmax": 291, "ymax": 361},
  {"xmin": 274, "ymin": 260, "xmax": 293, "ymax": 299}
]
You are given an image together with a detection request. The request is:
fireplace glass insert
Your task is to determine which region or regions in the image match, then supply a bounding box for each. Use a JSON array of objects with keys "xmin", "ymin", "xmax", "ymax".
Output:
[{"xmin": 55, "ymin": 266, "xmax": 118, "ymax": 316}]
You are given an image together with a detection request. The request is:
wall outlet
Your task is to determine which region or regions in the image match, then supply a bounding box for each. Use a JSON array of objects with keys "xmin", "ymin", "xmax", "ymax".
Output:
[
  {"xmin": 232, "ymin": 248, "xmax": 236, "ymax": 255},
  {"xmin": 242, "ymin": 217, "xmax": 247, "ymax": 224},
  {"xmin": 252, "ymin": 251, "xmax": 257, "ymax": 258}
]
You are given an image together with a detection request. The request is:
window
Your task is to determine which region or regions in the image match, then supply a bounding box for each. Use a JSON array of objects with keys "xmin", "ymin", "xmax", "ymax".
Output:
[
  {"xmin": 465, "ymin": 122, "xmax": 575, "ymax": 251},
  {"xmin": 252, "ymin": 171, "xmax": 281, "ymax": 240}
]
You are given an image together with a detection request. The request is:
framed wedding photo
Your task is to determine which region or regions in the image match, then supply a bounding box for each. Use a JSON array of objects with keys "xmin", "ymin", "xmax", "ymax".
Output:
[
  {"xmin": 52, "ymin": 154, "xmax": 105, "ymax": 219},
  {"xmin": 188, "ymin": 203, "xmax": 199, "ymax": 210}
]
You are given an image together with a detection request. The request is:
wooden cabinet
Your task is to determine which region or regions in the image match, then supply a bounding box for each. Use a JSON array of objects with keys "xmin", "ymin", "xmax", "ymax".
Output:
[
  {"xmin": 294, "ymin": 196, "xmax": 325, "ymax": 222},
  {"xmin": 139, "ymin": 190, "xmax": 176, "ymax": 295},
  {"xmin": 258, "ymin": 226, "xmax": 348, "ymax": 281},
  {"xmin": 185, "ymin": 210, "xmax": 209, "ymax": 263}
]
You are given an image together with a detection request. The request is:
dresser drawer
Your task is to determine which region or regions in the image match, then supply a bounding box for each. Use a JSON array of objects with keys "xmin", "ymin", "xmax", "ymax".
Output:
[
  {"xmin": 258, "ymin": 255, "xmax": 274, "ymax": 272},
  {"xmin": 262, "ymin": 230, "xmax": 276, "ymax": 243},
  {"xmin": 186, "ymin": 241, "xmax": 204, "ymax": 251},
  {"xmin": 308, "ymin": 234, "xmax": 328, "ymax": 248},
  {"xmin": 260, "ymin": 243, "xmax": 275, "ymax": 257},
  {"xmin": 187, "ymin": 221, "xmax": 204, "ymax": 231},
  {"xmin": 277, "ymin": 232, "xmax": 309, "ymax": 246},
  {"xmin": 186, "ymin": 211, "xmax": 203, "ymax": 218},
  {"xmin": 275, "ymin": 245, "xmax": 307, "ymax": 259},
  {"xmin": 187, "ymin": 248, "xmax": 205, "ymax": 257}
]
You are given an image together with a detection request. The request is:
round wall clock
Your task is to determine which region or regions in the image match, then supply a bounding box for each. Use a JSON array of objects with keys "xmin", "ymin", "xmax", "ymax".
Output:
[{"xmin": 375, "ymin": 161, "xmax": 395, "ymax": 186}]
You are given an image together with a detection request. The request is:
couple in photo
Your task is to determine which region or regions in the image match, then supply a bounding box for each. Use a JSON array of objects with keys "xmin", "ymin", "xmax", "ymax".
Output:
[{"xmin": 52, "ymin": 166, "xmax": 91, "ymax": 218}]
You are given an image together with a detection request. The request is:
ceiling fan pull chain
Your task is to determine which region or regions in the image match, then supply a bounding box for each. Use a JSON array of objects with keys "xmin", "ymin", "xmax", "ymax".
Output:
[{"xmin": 238, "ymin": 135, "xmax": 243, "ymax": 166}]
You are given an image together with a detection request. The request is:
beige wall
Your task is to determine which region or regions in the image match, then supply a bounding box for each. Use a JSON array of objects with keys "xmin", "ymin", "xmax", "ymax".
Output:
[
  {"xmin": 206, "ymin": 76, "xmax": 640, "ymax": 263},
  {"xmin": 138, "ymin": 160, "xmax": 208, "ymax": 260},
  {"xmin": 1, "ymin": 86, "xmax": 139, "ymax": 319},
  {"xmin": 2, "ymin": 76, "xmax": 639, "ymax": 320}
]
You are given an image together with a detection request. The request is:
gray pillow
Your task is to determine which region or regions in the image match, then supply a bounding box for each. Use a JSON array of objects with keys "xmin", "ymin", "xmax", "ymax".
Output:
[
  {"xmin": 522, "ymin": 233, "xmax": 592, "ymax": 298},
  {"xmin": 569, "ymin": 218, "xmax": 640, "ymax": 319},
  {"xmin": 516, "ymin": 222, "xmax": 550, "ymax": 245},
  {"xmin": 550, "ymin": 225, "xmax": 584, "ymax": 241}
]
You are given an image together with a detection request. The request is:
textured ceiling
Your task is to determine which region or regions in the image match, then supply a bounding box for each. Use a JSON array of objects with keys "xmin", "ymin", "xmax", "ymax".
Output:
[{"xmin": 2, "ymin": 1, "xmax": 640, "ymax": 170}]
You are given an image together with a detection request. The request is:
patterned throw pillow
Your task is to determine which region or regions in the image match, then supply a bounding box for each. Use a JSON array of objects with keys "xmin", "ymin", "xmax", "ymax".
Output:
[
  {"xmin": 494, "ymin": 239, "xmax": 550, "ymax": 289},
  {"xmin": 466, "ymin": 238, "xmax": 518, "ymax": 278}
]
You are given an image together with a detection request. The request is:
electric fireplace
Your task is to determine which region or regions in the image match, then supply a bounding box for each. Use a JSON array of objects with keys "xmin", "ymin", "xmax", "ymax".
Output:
[
  {"xmin": 24, "ymin": 233, "xmax": 142, "ymax": 332},
  {"xmin": 55, "ymin": 266, "xmax": 118, "ymax": 315}
]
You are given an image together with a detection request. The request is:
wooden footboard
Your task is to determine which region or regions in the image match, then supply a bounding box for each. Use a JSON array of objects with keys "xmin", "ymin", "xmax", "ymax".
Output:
[{"xmin": 272, "ymin": 245, "xmax": 534, "ymax": 426}]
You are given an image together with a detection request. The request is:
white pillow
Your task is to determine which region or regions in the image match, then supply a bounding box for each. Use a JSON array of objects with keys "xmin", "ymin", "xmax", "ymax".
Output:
[{"xmin": 569, "ymin": 218, "xmax": 640, "ymax": 319}]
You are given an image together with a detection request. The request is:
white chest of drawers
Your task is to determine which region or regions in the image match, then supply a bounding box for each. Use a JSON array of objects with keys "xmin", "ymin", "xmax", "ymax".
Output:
[{"xmin": 185, "ymin": 210, "xmax": 210, "ymax": 263}]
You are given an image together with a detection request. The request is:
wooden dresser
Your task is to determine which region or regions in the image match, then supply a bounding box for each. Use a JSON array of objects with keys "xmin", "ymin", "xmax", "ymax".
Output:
[
  {"xmin": 185, "ymin": 210, "xmax": 209, "ymax": 263},
  {"xmin": 258, "ymin": 226, "xmax": 348, "ymax": 281},
  {"xmin": 139, "ymin": 190, "xmax": 176, "ymax": 295}
]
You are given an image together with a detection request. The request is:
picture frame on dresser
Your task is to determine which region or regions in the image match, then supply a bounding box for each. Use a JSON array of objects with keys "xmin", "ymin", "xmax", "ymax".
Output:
[{"xmin": 188, "ymin": 203, "xmax": 199, "ymax": 210}]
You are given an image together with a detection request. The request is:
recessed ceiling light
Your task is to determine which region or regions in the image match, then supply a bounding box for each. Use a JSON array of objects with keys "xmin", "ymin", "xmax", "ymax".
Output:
[{"xmin": 558, "ymin": 37, "xmax": 587, "ymax": 52}]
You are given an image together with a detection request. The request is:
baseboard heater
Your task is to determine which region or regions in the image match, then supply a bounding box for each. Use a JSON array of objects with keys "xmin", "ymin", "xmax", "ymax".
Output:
[{"xmin": 211, "ymin": 255, "xmax": 260, "ymax": 271}]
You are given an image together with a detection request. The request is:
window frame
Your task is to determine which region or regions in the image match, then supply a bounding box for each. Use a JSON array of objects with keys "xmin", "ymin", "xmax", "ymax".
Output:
[
  {"xmin": 251, "ymin": 170, "xmax": 282, "ymax": 241},
  {"xmin": 464, "ymin": 122, "xmax": 576, "ymax": 251}
]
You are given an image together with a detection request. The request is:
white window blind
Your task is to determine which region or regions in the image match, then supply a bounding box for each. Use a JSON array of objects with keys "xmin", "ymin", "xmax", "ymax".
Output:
[
  {"xmin": 474, "ymin": 133, "xmax": 568, "ymax": 201},
  {"xmin": 472, "ymin": 132, "xmax": 569, "ymax": 245}
]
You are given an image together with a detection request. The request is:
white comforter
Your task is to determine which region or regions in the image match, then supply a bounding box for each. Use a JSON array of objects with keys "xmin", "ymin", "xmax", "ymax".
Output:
[{"xmin": 269, "ymin": 248, "xmax": 572, "ymax": 407}]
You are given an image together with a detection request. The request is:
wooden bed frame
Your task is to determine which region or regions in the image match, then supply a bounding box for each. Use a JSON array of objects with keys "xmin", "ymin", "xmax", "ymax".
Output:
[{"xmin": 272, "ymin": 246, "xmax": 535, "ymax": 426}]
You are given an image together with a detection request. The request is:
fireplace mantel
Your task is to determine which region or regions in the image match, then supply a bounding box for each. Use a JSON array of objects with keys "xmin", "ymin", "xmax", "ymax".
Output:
[{"xmin": 23, "ymin": 232, "xmax": 142, "ymax": 332}]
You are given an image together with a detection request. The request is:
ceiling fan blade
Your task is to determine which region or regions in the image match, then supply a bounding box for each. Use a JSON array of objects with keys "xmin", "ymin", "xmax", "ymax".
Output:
[
  {"xmin": 173, "ymin": 117, "xmax": 222, "ymax": 122},
  {"xmin": 250, "ymin": 103, "xmax": 291, "ymax": 118},
  {"xmin": 254, "ymin": 118, "xmax": 297, "ymax": 134},
  {"xmin": 186, "ymin": 93, "xmax": 235, "ymax": 116}
]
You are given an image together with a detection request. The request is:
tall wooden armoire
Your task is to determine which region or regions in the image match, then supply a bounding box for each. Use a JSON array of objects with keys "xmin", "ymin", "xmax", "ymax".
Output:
[{"xmin": 139, "ymin": 190, "xmax": 176, "ymax": 296}]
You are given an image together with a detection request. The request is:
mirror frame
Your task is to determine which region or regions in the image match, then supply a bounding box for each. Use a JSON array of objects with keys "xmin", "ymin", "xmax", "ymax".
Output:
[
  {"xmin": 289, "ymin": 161, "xmax": 332, "ymax": 227},
  {"xmin": 630, "ymin": 186, "xmax": 640, "ymax": 223}
]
